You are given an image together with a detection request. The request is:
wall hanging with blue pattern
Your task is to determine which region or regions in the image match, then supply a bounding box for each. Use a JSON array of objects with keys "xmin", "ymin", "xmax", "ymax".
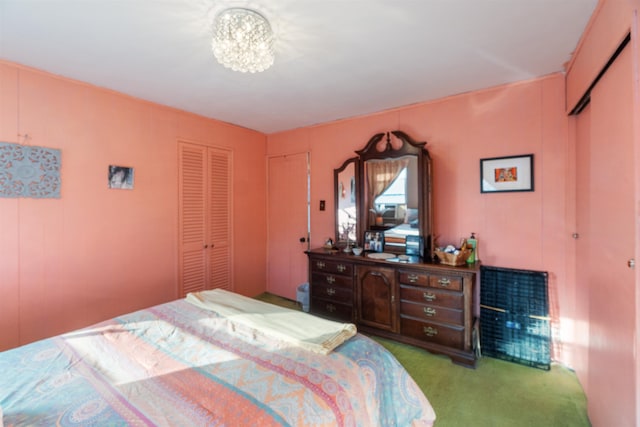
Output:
[{"xmin": 0, "ymin": 142, "xmax": 61, "ymax": 198}]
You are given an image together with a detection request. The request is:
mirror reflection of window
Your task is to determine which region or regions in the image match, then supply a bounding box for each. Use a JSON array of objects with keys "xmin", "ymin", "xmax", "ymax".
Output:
[
  {"xmin": 367, "ymin": 159, "xmax": 420, "ymax": 251},
  {"xmin": 366, "ymin": 158, "xmax": 408, "ymax": 225},
  {"xmin": 374, "ymin": 168, "xmax": 407, "ymax": 223},
  {"xmin": 368, "ymin": 155, "xmax": 418, "ymax": 229}
]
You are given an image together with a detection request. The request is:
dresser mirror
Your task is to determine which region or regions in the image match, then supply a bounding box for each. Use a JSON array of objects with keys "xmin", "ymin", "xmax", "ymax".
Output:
[
  {"xmin": 334, "ymin": 130, "xmax": 433, "ymax": 258},
  {"xmin": 334, "ymin": 157, "xmax": 358, "ymax": 246}
]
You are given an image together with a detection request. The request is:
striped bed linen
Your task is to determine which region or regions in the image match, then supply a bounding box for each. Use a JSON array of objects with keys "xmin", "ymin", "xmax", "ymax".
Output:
[{"xmin": 0, "ymin": 297, "xmax": 435, "ymax": 426}]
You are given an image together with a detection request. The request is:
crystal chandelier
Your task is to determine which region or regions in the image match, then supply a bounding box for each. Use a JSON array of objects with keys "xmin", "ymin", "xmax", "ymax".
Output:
[{"xmin": 212, "ymin": 8, "xmax": 275, "ymax": 73}]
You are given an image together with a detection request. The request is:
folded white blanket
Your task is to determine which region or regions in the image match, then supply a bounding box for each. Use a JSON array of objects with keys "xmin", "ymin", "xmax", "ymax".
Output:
[{"xmin": 186, "ymin": 289, "xmax": 357, "ymax": 355}]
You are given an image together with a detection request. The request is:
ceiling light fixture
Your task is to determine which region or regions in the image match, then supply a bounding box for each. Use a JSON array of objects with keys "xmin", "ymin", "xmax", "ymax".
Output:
[{"xmin": 212, "ymin": 8, "xmax": 274, "ymax": 73}]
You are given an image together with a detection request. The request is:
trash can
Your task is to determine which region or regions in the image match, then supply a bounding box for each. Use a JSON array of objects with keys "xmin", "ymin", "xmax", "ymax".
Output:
[{"xmin": 296, "ymin": 282, "xmax": 310, "ymax": 312}]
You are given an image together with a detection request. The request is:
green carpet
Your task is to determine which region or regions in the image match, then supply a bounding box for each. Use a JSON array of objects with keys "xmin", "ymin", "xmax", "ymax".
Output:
[{"xmin": 255, "ymin": 293, "xmax": 590, "ymax": 427}]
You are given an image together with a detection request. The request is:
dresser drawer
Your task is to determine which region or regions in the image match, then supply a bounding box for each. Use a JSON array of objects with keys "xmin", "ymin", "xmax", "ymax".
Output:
[
  {"xmin": 400, "ymin": 285, "xmax": 464, "ymax": 310},
  {"xmin": 429, "ymin": 274, "xmax": 463, "ymax": 292},
  {"xmin": 311, "ymin": 299, "xmax": 353, "ymax": 322},
  {"xmin": 401, "ymin": 300, "xmax": 463, "ymax": 325},
  {"xmin": 311, "ymin": 280, "xmax": 353, "ymax": 302},
  {"xmin": 310, "ymin": 259, "xmax": 353, "ymax": 276},
  {"xmin": 401, "ymin": 317, "xmax": 464, "ymax": 349},
  {"xmin": 399, "ymin": 270, "xmax": 463, "ymax": 292},
  {"xmin": 398, "ymin": 270, "xmax": 429, "ymax": 286},
  {"xmin": 311, "ymin": 272, "xmax": 353, "ymax": 289}
]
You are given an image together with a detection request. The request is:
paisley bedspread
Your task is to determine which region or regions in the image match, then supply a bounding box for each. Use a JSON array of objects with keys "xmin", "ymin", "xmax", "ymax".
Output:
[{"xmin": 0, "ymin": 298, "xmax": 435, "ymax": 426}]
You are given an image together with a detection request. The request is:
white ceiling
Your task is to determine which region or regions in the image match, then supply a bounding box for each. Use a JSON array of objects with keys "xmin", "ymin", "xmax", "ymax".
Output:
[{"xmin": 0, "ymin": 0, "xmax": 598, "ymax": 134}]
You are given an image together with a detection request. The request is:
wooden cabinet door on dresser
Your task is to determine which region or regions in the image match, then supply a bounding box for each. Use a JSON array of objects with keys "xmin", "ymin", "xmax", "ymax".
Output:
[
  {"xmin": 356, "ymin": 266, "xmax": 398, "ymax": 332},
  {"xmin": 307, "ymin": 249, "xmax": 478, "ymax": 367}
]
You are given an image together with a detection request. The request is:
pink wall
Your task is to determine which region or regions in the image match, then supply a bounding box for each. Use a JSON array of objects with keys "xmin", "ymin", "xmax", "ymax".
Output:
[
  {"xmin": 0, "ymin": 61, "xmax": 267, "ymax": 351},
  {"xmin": 267, "ymin": 73, "xmax": 573, "ymax": 361}
]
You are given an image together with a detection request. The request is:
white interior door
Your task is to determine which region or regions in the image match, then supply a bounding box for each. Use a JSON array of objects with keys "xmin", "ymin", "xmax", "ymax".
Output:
[{"xmin": 267, "ymin": 153, "xmax": 310, "ymax": 300}]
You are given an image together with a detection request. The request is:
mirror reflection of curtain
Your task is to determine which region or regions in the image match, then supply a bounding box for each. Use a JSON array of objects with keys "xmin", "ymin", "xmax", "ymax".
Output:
[
  {"xmin": 366, "ymin": 158, "xmax": 409, "ymax": 216},
  {"xmin": 337, "ymin": 162, "xmax": 357, "ymax": 242}
]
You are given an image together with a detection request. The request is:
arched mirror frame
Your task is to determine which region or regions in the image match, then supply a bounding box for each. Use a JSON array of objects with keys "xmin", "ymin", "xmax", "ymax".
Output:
[
  {"xmin": 334, "ymin": 157, "xmax": 359, "ymax": 246},
  {"xmin": 334, "ymin": 130, "xmax": 433, "ymax": 259}
]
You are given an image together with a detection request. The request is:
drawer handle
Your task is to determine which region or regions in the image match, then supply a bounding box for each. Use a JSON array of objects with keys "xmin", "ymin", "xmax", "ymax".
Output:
[
  {"xmin": 438, "ymin": 277, "xmax": 451, "ymax": 287},
  {"xmin": 316, "ymin": 261, "xmax": 326, "ymax": 269},
  {"xmin": 423, "ymin": 326, "xmax": 438, "ymax": 337},
  {"xmin": 326, "ymin": 276, "xmax": 336, "ymax": 284},
  {"xmin": 408, "ymin": 273, "xmax": 419, "ymax": 283},
  {"xmin": 326, "ymin": 304, "xmax": 336, "ymax": 313},
  {"xmin": 337, "ymin": 264, "xmax": 346, "ymax": 272},
  {"xmin": 423, "ymin": 292, "xmax": 436, "ymax": 302},
  {"xmin": 423, "ymin": 307, "xmax": 436, "ymax": 317},
  {"xmin": 327, "ymin": 287, "xmax": 336, "ymax": 296}
]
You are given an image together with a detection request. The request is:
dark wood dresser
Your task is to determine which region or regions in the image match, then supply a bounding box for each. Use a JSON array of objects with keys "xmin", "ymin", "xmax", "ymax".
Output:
[{"xmin": 307, "ymin": 248, "xmax": 479, "ymax": 367}]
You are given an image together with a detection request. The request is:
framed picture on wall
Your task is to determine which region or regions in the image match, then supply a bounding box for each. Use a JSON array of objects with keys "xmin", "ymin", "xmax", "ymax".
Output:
[
  {"xmin": 363, "ymin": 230, "xmax": 384, "ymax": 252},
  {"xmin": 480, "ymin": 154, "xmax": 534, "ymax": 193},
  {"xmin": 108, "ymin": 165, "xmax": 134, "ymax": 190}
]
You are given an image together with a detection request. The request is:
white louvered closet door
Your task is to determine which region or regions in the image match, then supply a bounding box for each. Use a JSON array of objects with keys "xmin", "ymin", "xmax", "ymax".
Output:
[{"xmin": 178, "ymin": 142, "xmax": 232, "ymax": 297}]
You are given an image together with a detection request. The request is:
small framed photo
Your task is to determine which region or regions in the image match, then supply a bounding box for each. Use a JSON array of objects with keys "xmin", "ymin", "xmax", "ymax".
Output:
[
  {"xmin": 108, "ymin": 165, "xmax": 134, "ymax": 190},
  {"xmin": 363, "ymin": 230, "xmax": 384, "ymax": 252},
  {"xmin": 480, "ymin": 154, "xmax": 533, "ymax": 193}
]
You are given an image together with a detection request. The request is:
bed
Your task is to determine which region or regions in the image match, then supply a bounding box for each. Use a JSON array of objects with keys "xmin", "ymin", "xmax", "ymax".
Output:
[{"xmin": 0, "ymin": 289, "xmax": 435, "ymax": 426}]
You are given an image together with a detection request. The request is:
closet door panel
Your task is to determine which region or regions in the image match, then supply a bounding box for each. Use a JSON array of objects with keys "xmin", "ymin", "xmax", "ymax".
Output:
[
  {"xmin": 586, "ymin": 45, "xmax": 636, "ymax": 426},
  {"xmin": 207, "ymin": 147, "xmax": 232, "ymax": 290},
  {"xmin": 179, "ymin": 143, "xmax": 232, "ymax": 296},
  {"xmin": 179, "ymin": 143, "xmax": 207, "ymax": 296}
]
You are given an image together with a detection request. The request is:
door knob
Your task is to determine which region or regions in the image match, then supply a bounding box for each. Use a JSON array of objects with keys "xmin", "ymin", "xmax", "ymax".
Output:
[
  {"xmin": 299, "ymin": 237, "xmax": 306, "ymax": 243},
  {"xmin": 629, "ymin": 259, "xmax": 635, "ymax": 269}
]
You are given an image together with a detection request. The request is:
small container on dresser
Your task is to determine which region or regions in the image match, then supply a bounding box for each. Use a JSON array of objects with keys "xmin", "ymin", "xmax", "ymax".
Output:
[{"xmin": 309, "ymin": 254, "xmax": 355, "ymax": 322}]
